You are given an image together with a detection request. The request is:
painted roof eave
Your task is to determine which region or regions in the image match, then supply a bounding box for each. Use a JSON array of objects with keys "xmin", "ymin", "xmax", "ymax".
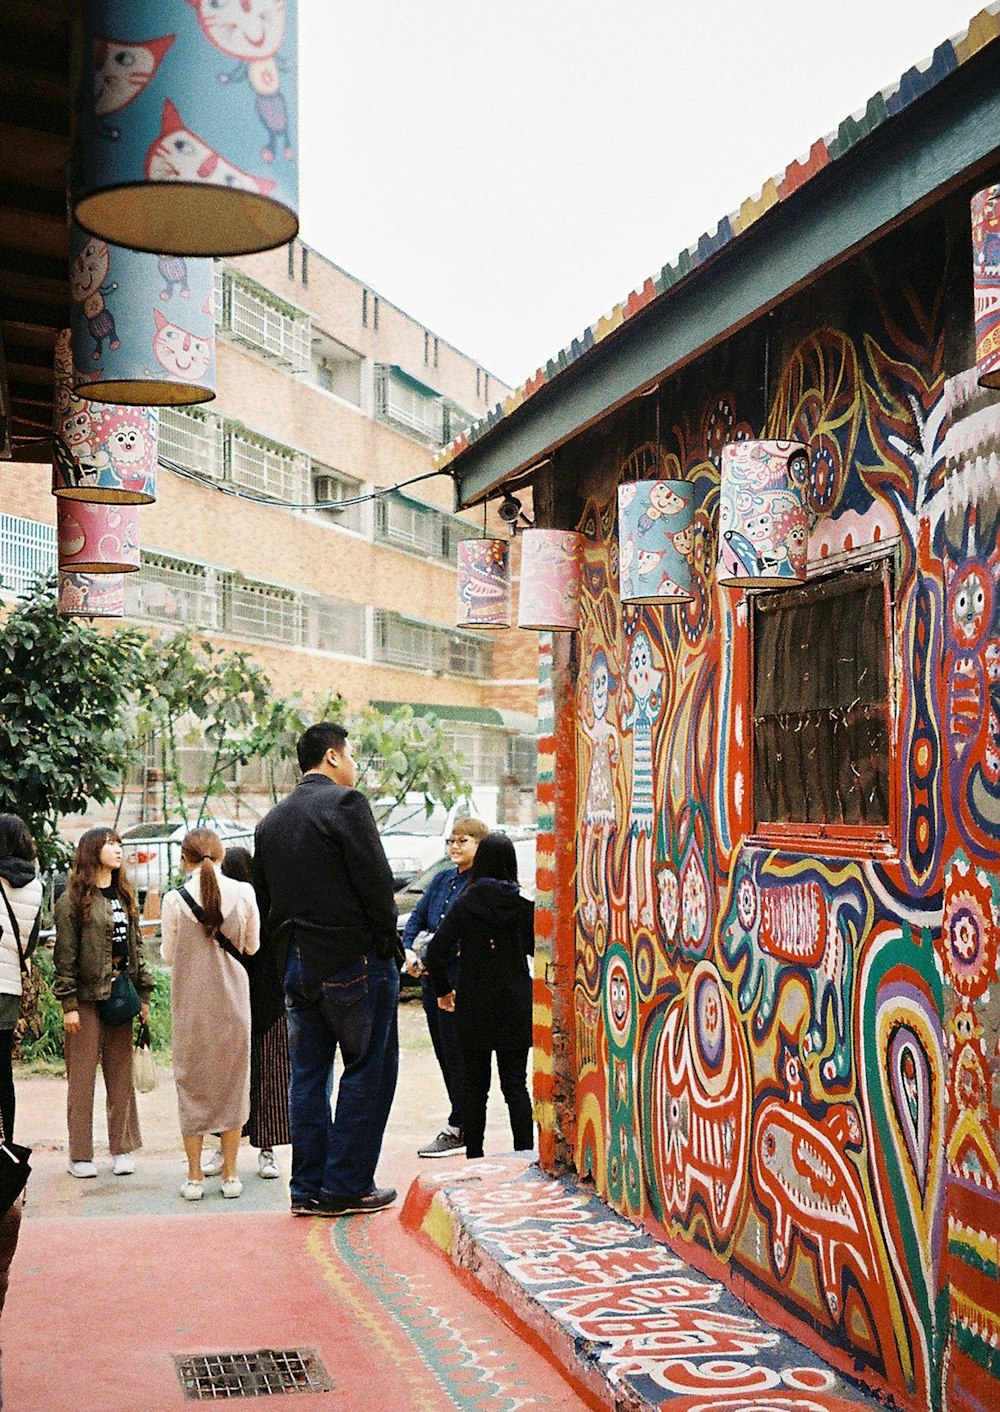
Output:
[{"xmin": 451, "ymin": 35, "xmax": 1000, "ymax": 509}]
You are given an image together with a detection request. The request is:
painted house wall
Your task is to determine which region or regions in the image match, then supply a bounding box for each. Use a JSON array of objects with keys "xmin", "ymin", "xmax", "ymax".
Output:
[{"xmin": 542, "ymin": 188, "xmax": 1000, "ymax": 1412}]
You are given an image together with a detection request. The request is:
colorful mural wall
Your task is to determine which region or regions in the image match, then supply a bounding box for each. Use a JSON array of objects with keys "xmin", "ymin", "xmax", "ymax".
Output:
[{"xmin": 559, "ymin": 203, "xmax": 1000, "ymax": 1412}]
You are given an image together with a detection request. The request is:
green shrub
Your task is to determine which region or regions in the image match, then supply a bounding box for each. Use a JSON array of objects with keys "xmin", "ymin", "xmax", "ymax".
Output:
[{"xmin": 17, "ymin": 946, "xmax": 172, "ymax": 1067}]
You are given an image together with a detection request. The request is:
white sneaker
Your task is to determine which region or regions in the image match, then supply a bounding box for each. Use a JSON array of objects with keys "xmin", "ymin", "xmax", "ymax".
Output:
[
  {"xmin": 180, "ymin": 1179, "xmax": 204, "ymax": 1201},
  {"xmin": 112, "ymin": 1153, "xmax": 135, "ymax": 1176},
  {"xmin": 202, "ymin": 1149, "xmax": 224, "ymax": 1177},
  {"xmin": 221, "ymin": 1176, "xmax": 243, "ymax": 1199},
  {"xmin": 68, "ymin": 1160, "xmax": 98, "ymax": 1179},
  {"xmin": 258, "ymin": 1150, "xmax": 280, "ymax": 1180}
]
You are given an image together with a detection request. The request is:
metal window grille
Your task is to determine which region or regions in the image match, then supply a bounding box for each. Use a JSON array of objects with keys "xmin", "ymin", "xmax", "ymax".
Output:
[
  {"xmin": 373, "ymin": 611, "xmax": 491, "ymax": 678},
  {"xmin": 158, "ymin": 407, "xmax": 223, "ymax": 480},
  {"xmin": 213, "ymin": 263, "xmax": 226, "ymax": 326},
  {"xmin": 227, "ymin": 429, "xmax": 309, "ymax": 503},
  {"xmin": 438, "ymin": 628, "xmax": 492, "ymax": 678},
  {"xmin": 220, "ymin": 574, "xmax": 303, "ymax": 643},
  {"xmin": 125, "ymin": 554, "xmax": 216, "ymax": 628},
  {"xmin": 306, "ymin": 595, "xmax": 366, "ymax": 657},
  {"xmin": 0, "ymin": 515, "xmax": 56, "ymax": 595},
  {"xmin": 373, "ymin": 366, "xmax": 445, "ymax": 444},
  {"xmin": 222, "ymin": 274, "xmax": 311, "ymax": 370},
  {"xmin": 312, "ymin": 469, "xmax": 363, "ymax": 532},
  {"xmin": 374, "ymin": 491, "xmax": 447, "ymax": 557}
]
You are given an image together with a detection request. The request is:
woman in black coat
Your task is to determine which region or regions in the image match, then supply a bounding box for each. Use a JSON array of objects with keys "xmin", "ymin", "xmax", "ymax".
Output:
[{"xmin": 425, "ymin": 832, "xmax": 535, "ymax": 1159}]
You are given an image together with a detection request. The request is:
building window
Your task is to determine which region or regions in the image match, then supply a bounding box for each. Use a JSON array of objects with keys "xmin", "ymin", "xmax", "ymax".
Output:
[
  {"xmin": 373, "ymin": 365, "xmax": 446, "ymax": 444},
  {"xmin": 287, "ymin": 243, "xmax": 295, "ymax": 280},
  {"xmin": 433, "ymin": 337, "xmax": 439, "ymax": 368},
  {"xmin": 373, "ymin": 296, "xmax": 379, "ymax": 332},
  {"xmin": 362, "ymin": 289, "xmax": 368, "ymax": 327},
  {"xmin": 125, "ymin": 554, "xmax": 215, "ymax": 628},
  {"xmin": 751, "ymin": 559, "xmax": 892, "ymax": 836},
  {"xmin": 158, "ymin": 406, "xmax": 223, "ymax": 480},
  {"xmin": 483, "ymin": 372, "xmax": 490, "ymax": 403},
  {"xmin": 476, "ymin": 367, "xmax": 481, "ymax": 397},
  {"xmin": 312, "ymin": 465, "xmax": 363, "ymax": 532},
  {"xmin": 375, "ymin": 489, "xmax": 457, "ymax": 559},
  {"xmin": 226, "ymin": 426, "xmax": 309, "ymax": 503},
  {"xmin": 423, "ymin": 331, "xmax": 429, "ymax": 365},
  {"xmin": 301, "ymin": 246, "xmax": 309, "ymax": 287},
  {"xmin": 306, "ymin": 595, "xmax": 366, "ymax": 657},
  {"xmin": 219, "ymin": 573, "xmax": 303, "ymax": 643},
  {"xmin": 218, "ymin": 271, "xmax": 311, "ymax": 370},
  {"xmin": 0, "ymin": 515, "xmax": 55, "ymax": 596},
  {"xmin": 373, "ymin": 611, "xmax": 492, "ymax": 678}
]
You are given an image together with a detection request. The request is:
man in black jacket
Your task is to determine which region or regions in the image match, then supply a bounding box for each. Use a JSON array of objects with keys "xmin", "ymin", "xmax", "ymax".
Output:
[{"xmin": 253, "ymin": 721, "xmax": 400, "ymax": 1216}]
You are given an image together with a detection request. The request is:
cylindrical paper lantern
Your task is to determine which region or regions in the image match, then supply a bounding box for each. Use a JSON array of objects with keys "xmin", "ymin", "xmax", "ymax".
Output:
[
  {"xmin": 58, "ymin": 572, "xmax": 125, "ymax": 618},
  {"xmin": 52, "ymin": 331, "xmax": 158, "ymax": 503},
  {"xmin": 717, "ymin": 440, "xmax": 809, "ymax": 587},
  {"xmin": 456, "ymin": 538, "xmax": 512, "ymax": 628},
  {"xmin": 69, "ymin": 225, "xmax": 215, "ymax": 405},
  {"xmin": 71, "ymin": 0, "xmax": 298, "ymax": 256},
  {"xmin": 517, "ymin": 529, "xmax": 585, "ymax": 631},
  {"xmin": 57, "ymin": 500, "xmax": 140, "ymax": 573},
  {"xmin": 618, "ymin": 480, "xmax": 695, "ymax": 604},
  {"xmin": 972, "ymin": 184, "xmax": 1000, "ymax": 389}
]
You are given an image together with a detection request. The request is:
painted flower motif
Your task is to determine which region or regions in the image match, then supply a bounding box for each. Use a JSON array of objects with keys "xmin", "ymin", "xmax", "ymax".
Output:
[{"xmin": 942, "ymin": 859, "xmax": 999, "ymax": 1000}]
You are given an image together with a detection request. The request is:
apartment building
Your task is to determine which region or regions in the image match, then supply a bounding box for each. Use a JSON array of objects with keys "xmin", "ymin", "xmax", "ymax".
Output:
[{"xmin": 0, "ymin": 240, "xmax": 538, "ymax": 818}]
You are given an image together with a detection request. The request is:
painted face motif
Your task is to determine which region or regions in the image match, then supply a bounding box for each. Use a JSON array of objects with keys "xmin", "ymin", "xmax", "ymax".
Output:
[
  {"xmin": 745, "ymin": 511, "xmax": 774, "ymax": 546},
  {"xmin": 950, "ymin": 566, "xmax": 990, "ymax": 648},
  {"xmin": 609, "ymin": 972, "xmax": 628, "ymax": 1028},
  {"xmin": 628, "ymin": 631, "xmax": 656, "ymax": 700},
  {"xmin": 590, "ymin": 659, "xmax": 609, "ymax": 720},
  {"xmin": 152, "ymin": 310, "xmax": 211, "ymax": 381},
  {"xmin": 145, "ymin": 101, "xmax": 276, "ymax": 194},
  {"xmin": 92, "ymin": 35, "xmax": 174, "ymax": 116},
  {"xmin": 669, "ymin": 525, "xmax": 693, "ymax": 557},
  {"xmin": 62, "ymin": 408, "xmax": 94, "ymax": 451},
  {"xmin": 649, "ymin": 482, "xmax": 684, "ymax": 516},
  {"xmin": 190, "ymin": 0, "xmax": 286, "ymax": 60},
  {"xmin": 106, "ymin": 424, "xmax": 150, "ymax": 467},
  {"xmin": 636, "ymin": 548, "xmax": 664, "ymax": 578},
  {"xmin": 71, "ymin": 240, "xmax": 110, "ymax": 301}
]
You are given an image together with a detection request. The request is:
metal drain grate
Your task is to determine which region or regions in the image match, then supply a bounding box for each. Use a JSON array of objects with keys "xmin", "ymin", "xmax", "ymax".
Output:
[{"xmin": 174, "ymin": 1349, "xmax": 334, "ymax": 1399}]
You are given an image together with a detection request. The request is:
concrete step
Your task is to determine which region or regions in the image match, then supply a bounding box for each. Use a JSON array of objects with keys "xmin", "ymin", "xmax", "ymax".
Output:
[{"xmin": 403, "ymin": 1160, "xmax": 886, "ymax": 1411}]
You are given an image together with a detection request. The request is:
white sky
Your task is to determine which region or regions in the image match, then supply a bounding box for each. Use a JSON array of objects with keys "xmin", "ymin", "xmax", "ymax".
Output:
[{"xmin": 299, "ymin": 0, "xmax": 985, "ymax": 390}]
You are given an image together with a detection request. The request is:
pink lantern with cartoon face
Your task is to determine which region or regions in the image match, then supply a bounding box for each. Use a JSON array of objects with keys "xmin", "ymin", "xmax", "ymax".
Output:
[
  {"xmin": 972, "ymin": 184, "xmax": 1000, "ymax": 389},
  {"xmin": 57, "ymin": 500, "xmax": 140, "ymax": 573},
  {"xmin": 57, "ymin": 572, "xmax": 126, "ymax": 617},
  {"xmin": 517, "ymin": 529, "xmax": 585, "ymax": 631},
  {"xmin": 456, "ymin": 538, "xmax": 512, "ymax": 628},
  {"xmin": 717, "ymin": 440, "xmax": 809, "ymax": 588}
]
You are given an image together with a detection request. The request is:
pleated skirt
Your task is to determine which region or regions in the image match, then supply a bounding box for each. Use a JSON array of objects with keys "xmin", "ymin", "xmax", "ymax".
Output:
[{"xmin": 245, "ymin": 1014, "xmax": 291, "ymax": 1149}]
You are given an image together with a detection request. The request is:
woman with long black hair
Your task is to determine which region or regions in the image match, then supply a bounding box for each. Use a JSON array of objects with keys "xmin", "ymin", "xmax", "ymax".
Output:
[
  {"xmin": 54, "ymin": 827, "xmax": 154, "ymax": 1178},
  {"xmin": 425, "ymin": 832, "xmax": 535, "ymax": 1160}
]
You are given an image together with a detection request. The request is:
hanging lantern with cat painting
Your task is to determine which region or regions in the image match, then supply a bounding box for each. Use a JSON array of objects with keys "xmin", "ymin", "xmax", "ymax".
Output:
[
  {"xmin": 716, "ymin": 440, "xmax": 809, "ymax": 588},
  {"xmin": 617, "ymin": 479, "xmax": 695, "ymax": 604},
  {"xmin": 71, "ymin": 0, "xmax": 298, "ymax": 257},
  {"xmin": 68, "ymin": 225, "xmax": 216, "ymax": 405},
  {"xmin": 57, "ymin": 572, "xmax": 126, "ymax": 618}
]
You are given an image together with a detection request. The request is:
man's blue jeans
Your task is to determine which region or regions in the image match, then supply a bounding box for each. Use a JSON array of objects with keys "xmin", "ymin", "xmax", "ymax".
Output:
[{"xmin": 285, "ymin": 946, "xmax": 399, "ymax": 1202}]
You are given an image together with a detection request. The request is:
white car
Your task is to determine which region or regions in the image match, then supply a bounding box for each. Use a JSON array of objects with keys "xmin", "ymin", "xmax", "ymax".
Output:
[{"xmin": 120, "ymin": 819, "xmax": 254, "ymax": 897}]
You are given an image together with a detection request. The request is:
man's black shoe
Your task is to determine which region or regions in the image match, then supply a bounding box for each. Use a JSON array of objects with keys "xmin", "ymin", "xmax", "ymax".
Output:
[
  {"xmin": 314, "ymin": 1186, "xmax": 397, "ymax": 1216},
  {"xmin": 290, "ymin": 1195, "xmax": 322, "ymax": 1216}
]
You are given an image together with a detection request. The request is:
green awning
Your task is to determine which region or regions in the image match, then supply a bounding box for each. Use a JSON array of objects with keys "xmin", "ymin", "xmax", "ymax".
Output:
[{"xmin": 372, "ymin": 700, "xmax": 504, "ymax": 726}]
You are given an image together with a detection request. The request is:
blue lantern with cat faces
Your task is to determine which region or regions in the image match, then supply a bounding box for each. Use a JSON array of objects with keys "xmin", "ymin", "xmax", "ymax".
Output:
[
  {"xmin": 71, "ymin": 0, "xmax": 298, "ymax": 257},
  {"xmin": 68, "ymin": 225, "xmax": 216, "ymax": 406}
]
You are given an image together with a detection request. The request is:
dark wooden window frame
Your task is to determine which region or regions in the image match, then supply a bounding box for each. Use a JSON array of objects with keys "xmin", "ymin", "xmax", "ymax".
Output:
[{"xmin": 747, "ymin": 553, "xmax": 897, "ymax": 855}]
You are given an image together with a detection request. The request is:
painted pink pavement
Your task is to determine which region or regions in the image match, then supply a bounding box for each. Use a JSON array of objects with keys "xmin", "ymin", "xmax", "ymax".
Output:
[{"xmin": 404, "ymin": 1163, "xmax": 885, "ymax": 1412}]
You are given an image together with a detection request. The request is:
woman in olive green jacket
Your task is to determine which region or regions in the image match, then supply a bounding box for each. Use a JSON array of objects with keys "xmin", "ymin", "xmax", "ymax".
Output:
[{"xmin": 54, "ymin": 828, "xmax": 155, "ymax": 1179}]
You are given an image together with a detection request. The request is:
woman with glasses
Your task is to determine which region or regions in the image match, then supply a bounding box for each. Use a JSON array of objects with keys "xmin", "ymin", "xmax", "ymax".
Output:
[
  {"xmin": 425, "ymin": 831, "xmax": 535, "ymax": 1160},
  {"xmin": 401, "ymin": 816, "xmax": 488, "ymax": 1158}
]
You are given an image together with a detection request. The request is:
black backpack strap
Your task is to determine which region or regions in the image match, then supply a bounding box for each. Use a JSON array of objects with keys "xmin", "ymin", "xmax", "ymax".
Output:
[{"xmin": 177, "ymin": 885, "xmax": 245, "ymax": 965}]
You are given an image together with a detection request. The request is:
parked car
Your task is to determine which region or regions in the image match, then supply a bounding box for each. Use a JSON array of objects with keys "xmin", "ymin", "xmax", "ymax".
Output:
[{"xmin": 120, "ymin": 818, "xmax": 254, "ymax": 898}]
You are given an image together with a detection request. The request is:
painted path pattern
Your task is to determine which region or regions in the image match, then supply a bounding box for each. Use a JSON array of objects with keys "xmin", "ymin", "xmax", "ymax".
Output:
[{"xmin": 405, "ymin": 1163, "xmax": 883, "ymax": 1412}]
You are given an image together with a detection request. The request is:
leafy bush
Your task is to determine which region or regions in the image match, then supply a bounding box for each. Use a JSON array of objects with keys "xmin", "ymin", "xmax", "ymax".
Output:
[{"xmin": 16, "ymin": 946, "xmax": 172, "ymax": 1068}]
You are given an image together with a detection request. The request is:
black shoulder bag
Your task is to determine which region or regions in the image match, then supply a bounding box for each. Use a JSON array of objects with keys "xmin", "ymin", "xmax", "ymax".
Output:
[{"xmin": 178, "ymin": 886, "xmax": 246, "ymax": 966}]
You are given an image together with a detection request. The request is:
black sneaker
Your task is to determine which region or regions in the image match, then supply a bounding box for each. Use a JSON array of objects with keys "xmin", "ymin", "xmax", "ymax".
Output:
[
  {"xmin": 290, "ymin": 1195, "xmax": 322, "ymax": 1217},
  {"xmin": 314, "ymin": 1186, "xmax": 397, "ymax": 1216},
  {"xmin": 418, "ymin": 1131, "xmax": 466, "ymax": 1158}
]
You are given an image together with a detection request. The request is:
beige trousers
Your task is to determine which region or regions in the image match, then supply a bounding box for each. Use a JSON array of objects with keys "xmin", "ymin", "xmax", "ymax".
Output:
[{"xmin": 64, "ymin": 1002, "xmax": 141, "ymax": 1161}]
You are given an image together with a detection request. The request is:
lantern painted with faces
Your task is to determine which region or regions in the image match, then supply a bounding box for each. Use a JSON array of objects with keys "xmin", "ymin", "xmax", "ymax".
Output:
[
  {"xmin": 972, "ymin": 184, "xmax": 1000, "ymax": 389},
  {"xmin": 57, "ymin": 572, "xmax": 126, "ymax": 618},
  {"xmin": 52, "ymin": 332, "xmax": 159, "ymax": 503},
  {"xmin": 517, "ymin": 529, "xmax": 585, "ymax": 631},
  {"xmin": 617, "ymin": 479, "xmax": 694, "ymax": 604},
  {"xmin": 71, "ymin": 0, "xmax": 298, "ymax": 256},
  {"xmin": 69, "ymin": 225, "xmax": 215, "ymax": 405},
  {"xmin": 717, "ymin": 440, "xmax": 809, "ymax": 587},
  {"xmin": 456, "ymin": 538, "xmax": 512, "ymax": 629},
  {"xmin": 57, "ymin": 500, "xmax": 140, "ymax": 573}
]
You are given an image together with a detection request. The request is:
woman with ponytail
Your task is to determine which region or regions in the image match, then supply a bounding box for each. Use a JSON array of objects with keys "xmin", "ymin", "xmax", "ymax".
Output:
[{"xmin": 160, "ymin": 827, "xmax": 259, "ymax": 1201}]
